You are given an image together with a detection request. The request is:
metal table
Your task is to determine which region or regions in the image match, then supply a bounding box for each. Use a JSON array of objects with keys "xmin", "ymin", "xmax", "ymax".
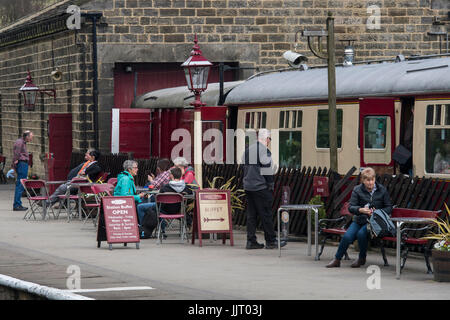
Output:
[
  {"xmin": 277, "ymin": 204, "xmax": 322, "ymax": 259},
  {"xmin": 391, "ymin": 217, "xmax": 434, "ymax": 280}
]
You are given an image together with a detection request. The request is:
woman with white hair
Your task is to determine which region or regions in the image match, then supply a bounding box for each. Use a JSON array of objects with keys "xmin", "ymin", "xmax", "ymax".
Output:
[
  {"xmin": 114, "ymin": 160, "xmax": 157, "ymax": 239},
  {"xmin": 172, "ymin": 156, "xmax": 198, "ymax": 186}
]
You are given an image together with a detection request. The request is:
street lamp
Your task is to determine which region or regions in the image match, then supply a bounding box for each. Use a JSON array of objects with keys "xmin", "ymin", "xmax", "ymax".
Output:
[
  {"xmin": 19, "ymin": 70, "xmax": 56, "ymax": 110},
  {"xmin": 181, "ymin": 35, "xmax": 212, "ymax": 188}
]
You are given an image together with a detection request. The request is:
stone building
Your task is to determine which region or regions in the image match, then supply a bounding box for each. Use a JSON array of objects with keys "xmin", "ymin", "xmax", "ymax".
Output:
[{"xmin": 0, "ymin": 0, "xmax": 448, "ymax": 178}]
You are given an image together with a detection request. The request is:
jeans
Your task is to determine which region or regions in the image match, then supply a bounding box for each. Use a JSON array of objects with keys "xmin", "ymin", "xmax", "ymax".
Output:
[
  {"xmin": 137, "ymin": 202, "xmax": 156, "ymax": 225},
  {"xmin": 335, "ymin": 221, "xmax": 369, "ymax": 260},
  {"xmin": 14, "ymin": 161, "xmax": 28, "ymax": 208}
]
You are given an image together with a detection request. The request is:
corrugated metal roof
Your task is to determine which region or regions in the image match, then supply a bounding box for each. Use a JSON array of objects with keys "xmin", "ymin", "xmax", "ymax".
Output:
[
  {"xmin": 225, "ymin": 57, "xmax": 450, "ymax": 105},
  {"xmin": 131, "ymin": 81, "xmax": 244, "ymax": 109}
]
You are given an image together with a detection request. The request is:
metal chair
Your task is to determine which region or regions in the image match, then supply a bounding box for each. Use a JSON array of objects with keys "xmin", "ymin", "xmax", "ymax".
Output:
[
  {"xmin": 106, "ymin": 177, "xmax": 117, "ymax": 187},
  {"xmin": 21, "ymin": 179, "xmax": 54, "ymax": 220},
  {"xmin": 79, "ymin": 183, "xmax": 113, "ymax": 228},
  {"xmin": 155, "ymin": 192, "xmax": 187, "ymax": 244},
  {"xmin": 56, "ymin": 177, "xmax": 88, "ymax": 221}
]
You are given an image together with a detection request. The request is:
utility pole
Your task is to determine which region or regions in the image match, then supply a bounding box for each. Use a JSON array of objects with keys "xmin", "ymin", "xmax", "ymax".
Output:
[{"xmin": 302, "ymin": 12, "xmax": 338, "ymax": 173}]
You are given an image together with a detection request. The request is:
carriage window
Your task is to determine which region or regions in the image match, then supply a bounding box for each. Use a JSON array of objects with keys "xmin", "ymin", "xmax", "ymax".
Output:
[
  {"xmin": 316, "ymin": 109, "xmax": 343, "ymax": 148},
  {"xmin": 426, "ymin": 105, "xmax": 434, "ymax": 125},
  {"xmin": 445, "ymin": 105, "xmax": 450, "ymax": 125},
  {"xmin": 261, "ymin": 112, "xmax": 267, "ymax": 128},
  {"xmin": 297, "ymin": 111, "xmax": 303, "ymax": 127},
  {"xmin": 426, "ymin": 129, "xmax": 450, "ymax": 174},
  {"xmin": 364, "ymin": 116, "xmax": 387, "ymax": 149},
  {"xmin": 245, "ymin": 113, "xmax": 250, "ymax": 129},
  {"xmin": 435, "ymin": 105, "xmax": 442, "ymax": 125},
  {"xmin": 279, "ymin": 131, "xmax": 302, "ymax": 168},
  {"xmin": 245, "ymin": 112, "xmax": 267, "ymax": 129},
  {"xmin": 279, "ymin": 111, "xmax": 285, "ymax": 128}
]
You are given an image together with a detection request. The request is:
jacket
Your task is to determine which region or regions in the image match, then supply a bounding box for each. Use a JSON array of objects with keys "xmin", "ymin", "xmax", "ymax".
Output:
[
  {"xmin": 114, "ymin": 171, "xmax": 141, "ymax": 203},
  {"xmin": 349, "ymin": 182, "xmax": 392, "ymax": 225},
  {"xmin": 242, "ymin": 141, "xmax": 275, "ymax": 191},
  {"xmin": 159, "ymin": 180, "xmax": 192, "ymax": 214},
  {"xmin": 67, "ymin": 161, "xmax": 102, "ymax": 182}
]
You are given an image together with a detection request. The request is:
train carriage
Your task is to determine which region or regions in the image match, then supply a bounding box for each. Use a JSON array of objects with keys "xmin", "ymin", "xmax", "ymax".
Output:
[{"xmin": 225, "ymin": 56, "xmax": 450, "ymax": 178}]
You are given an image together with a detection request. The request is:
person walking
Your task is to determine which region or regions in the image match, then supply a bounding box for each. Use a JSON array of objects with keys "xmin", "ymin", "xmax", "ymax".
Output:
[
  {"xmin": 12, "ymin": 131, "xmax": 33, "ymax": 211},
  {"xmin": 242, "ymin": 129, "xmax": 286, "ymax": 250},
  {"xmin": 326, "ymin": 167, "xmax": 392, "ymax": 268}
]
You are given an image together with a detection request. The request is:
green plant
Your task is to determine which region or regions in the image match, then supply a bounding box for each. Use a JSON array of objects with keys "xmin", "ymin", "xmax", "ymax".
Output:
[
  {"xmin": 308, "ymin": 195, "xmax": 327, "ymax": 225},
  {"xmin": 422, "ymin": 203, "xmax": 450, "ymax": 252}
]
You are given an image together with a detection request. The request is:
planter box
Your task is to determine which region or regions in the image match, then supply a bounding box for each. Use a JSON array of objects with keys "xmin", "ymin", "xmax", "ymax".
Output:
[{"xmin": 432, "ymin": 249, "xmax": 450, "ymax": 282}]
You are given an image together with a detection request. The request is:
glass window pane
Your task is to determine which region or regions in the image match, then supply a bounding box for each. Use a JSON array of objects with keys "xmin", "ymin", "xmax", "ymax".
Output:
[
  {"xmin": 245, "ymin": 112, "xmax": 250, "ymax": 129},
  {"xmin": 256, "ymin": 112, "xmax": 261, "ymax": 129},
  {"xmin": 316, "ymin": 109, "xmax": 343, "ymax": 148},
  {"xmin": 279, "ymin": 131, "xmax": 302, "ymax": 169},
  {"xmin": 250, "ymin": 112, "xmax": 254, "ymax": 128},
  {"xmin": 425, "ymin": 128, "xmax": 450, "ymax": 174},
  {"xmin": 292, "ymin": 111, "xmax": 297, "ymax": 128},
  {"xmin": 262, "ymin": 112, "xmax": 267, "ymax": 128},
  {"xmin": 279, "ymin": 111, "xmax": 285, "ymax": 128},
  {"xmin": 285, "ymin": 111, "xmax": 290, "ymax": 129},
  {"xmin": 363, "ymin": 116, "xmax": 387, "ymax": 149},
  {"xmin": 426, "ymin": 105, "xmax": 434, "ymax": 125},
  {"xmin": 297, "ymin": 110, "xmax": 303, "ymax": 128},
  {"xmin": 445, "ymin": 105, "xmax": 450, "ymax": 126},
  {"xmin": 435, "ymin": 105, "xmax": 442, "ymax": 125}
]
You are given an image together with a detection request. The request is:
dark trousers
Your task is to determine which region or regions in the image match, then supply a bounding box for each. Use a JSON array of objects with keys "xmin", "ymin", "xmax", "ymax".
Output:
[{"xmin": 245, "ymin": 189, "xmax": 276, "ymax": 243}]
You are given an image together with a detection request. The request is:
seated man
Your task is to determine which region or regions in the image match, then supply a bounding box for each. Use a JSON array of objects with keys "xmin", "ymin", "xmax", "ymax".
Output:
[
  {"xmin": 158, "ymin": 167, "xmax": 193, "ymax": 236},
  {"xmin": 145, "ymin": 158, "xmax": 171, "ymax": 190},
  {"xmin": 46, "ymin": 149, "xmax": 102, "ymax": 207}
]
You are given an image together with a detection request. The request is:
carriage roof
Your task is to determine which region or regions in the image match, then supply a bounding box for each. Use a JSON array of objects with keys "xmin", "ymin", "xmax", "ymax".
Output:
[
  {"xmin": 224, "ymin": 57, "xmax": 450, "ymax": 105},
  {"xmin": 131, "ymin": 81, "xmax": 244, "ymax": 109}
]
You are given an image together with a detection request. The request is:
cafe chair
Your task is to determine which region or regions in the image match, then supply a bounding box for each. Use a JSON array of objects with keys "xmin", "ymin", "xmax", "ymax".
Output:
[
  {"xmin": 21, "ymin": 179, "xmax": 54, "ymax": 220},
  {"xmin": 106, "ymin": 177, "xmax": 118, "ymax": 187},
  {"xmin": 155, "ymin": 192, "xmax": 187, "ymax": 244},
  {"xmin": 79, "ymin": 183, "xmax": 113, "ymax": 228},
  {"xmin": 56, "ymin": 177, "xmax": 89, "ymax": 221}
]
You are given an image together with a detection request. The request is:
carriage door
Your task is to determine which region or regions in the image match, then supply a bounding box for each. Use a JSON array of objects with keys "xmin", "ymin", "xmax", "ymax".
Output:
[{"xmin": 359, "ymin": 98, "xmax": 396, "ymax": 174}]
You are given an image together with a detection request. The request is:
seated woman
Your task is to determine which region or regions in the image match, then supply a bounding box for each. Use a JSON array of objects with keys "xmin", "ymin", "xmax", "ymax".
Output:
[
  {"xmin": 326, "ymin": 167, "xmax": 392, "ymax": 268},
  {"xmin": 172, "ymin": 156, "xmax": 198, "ymax": 187},
  {"xmin": 114, "ymin": 160, "xmax": 156, "ymax": 238}
]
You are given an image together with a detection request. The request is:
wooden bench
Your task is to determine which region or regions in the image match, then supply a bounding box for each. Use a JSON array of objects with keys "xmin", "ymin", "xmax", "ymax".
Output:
[
  {"xmin": 317, "ymin": 202, "xmax": 352, "ymax": 260},
  {"xmin": 379, "ymin": 207, "xmax": 441, "ymax": 274}
]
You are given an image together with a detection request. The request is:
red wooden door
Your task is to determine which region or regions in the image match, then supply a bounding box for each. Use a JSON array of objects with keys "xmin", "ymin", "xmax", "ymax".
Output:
[
  {"xmin": 48, "ymin": 114, "xmax": 72, "ymax": 181},
  {"xmin": 359, "ymin": 98, "xmax": 396, "ymax": 172},
  {"xmin": 111, "ymin": 109, "xmax": 152, "ymax": 159}
]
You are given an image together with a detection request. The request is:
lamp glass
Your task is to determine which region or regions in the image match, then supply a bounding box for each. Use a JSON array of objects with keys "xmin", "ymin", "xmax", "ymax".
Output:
[{"xmin": 23, "ymin": 90, "xmax": 37, "ymax": 107}]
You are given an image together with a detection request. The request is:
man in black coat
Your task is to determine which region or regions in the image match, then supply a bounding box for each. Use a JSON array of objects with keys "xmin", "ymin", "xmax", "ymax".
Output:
[
  {"xmin": 46, "ymin": 149, "xmax": 102, "ymax": 207},
  {"xmin": 242, "ymin": 129, "xmax": 286, "ymax": 250}
]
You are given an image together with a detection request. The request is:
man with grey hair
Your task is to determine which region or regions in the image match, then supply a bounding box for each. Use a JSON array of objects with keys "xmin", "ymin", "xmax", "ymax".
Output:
[
  {"xmin": 12, "ymin": 130, "xmax": 33, "ymax": 211},
  {"xmin": 242, "ymin": 129, "xmax": 286, "ymax": 249}
]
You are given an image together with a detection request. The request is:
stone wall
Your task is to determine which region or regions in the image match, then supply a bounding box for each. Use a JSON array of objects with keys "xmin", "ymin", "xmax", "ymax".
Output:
[{"xmin": 0, "ymin": 0, "xmax": 449, "ymax": 177}]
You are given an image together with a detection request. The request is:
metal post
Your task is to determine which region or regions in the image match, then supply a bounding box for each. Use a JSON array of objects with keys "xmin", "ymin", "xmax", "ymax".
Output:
[{"xmin": 327, "ymin": 12, "xmax": 338, "ymax": 173}]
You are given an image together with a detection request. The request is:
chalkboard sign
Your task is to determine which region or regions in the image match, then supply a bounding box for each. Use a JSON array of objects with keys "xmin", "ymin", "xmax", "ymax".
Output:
[
  {"xmin": 192, "ymin": 190, "xmax": 233, "ymax": 247},
  {"xmin": 99, "ymin": 196, "xmax": 140, "ymax": 250}
]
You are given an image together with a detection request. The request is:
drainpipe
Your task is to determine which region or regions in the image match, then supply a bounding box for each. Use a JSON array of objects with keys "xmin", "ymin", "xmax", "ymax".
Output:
[{"xmin": 81, "ymin": 12, "xmax": 102, "ymax": 150}]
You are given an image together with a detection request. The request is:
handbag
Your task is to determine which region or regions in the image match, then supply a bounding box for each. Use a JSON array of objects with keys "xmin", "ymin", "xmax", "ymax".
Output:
[{"xmin": 367, "ymin": 209, "xmax": 396, "ymax": 238}]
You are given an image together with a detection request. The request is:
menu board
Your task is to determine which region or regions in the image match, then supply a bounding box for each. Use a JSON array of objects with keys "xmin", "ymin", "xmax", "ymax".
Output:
[
  {"xmin": 101, "ymin": 196, "xmax": 140, "ymax": 244},
  {"xmin": 193, "ymin": 190, "xmax": 233, "ymax": 247}
]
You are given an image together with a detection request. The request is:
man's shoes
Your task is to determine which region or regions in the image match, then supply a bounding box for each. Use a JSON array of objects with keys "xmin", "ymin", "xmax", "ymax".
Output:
[
  {"xmin": 265, "ymin": 240, "xmax": 287, "ymax": 249},
  {"xmin": 246, "ymin": 241, "xmax": 264, "ymax": 249},
  {"xmin": 326, "ymin": 259, "xmax": 341, "ymax": 268},
  {"xmin": 351, "ymin": 257, "xmax": 366, "ymax": 268},
  {"xmin": 13, "ymin": 206, "xmax": 27, "ymax": 211}
]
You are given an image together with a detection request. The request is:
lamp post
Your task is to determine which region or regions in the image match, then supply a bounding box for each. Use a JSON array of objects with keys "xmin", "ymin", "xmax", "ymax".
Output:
[
  {"xmin": 302, "ymin": 12, "xmax": 338, "ymax": 173},
  {"xmin": 19, "ymin": 70, "xmax": 56, "ymax": 111},
  {"xmin": 181, "ymin": 35, "xmax": 212, "ymax": 188}
]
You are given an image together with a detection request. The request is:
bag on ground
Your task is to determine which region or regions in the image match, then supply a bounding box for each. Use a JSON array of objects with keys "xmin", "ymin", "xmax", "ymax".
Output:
[
  {"xmin": 141, "ymin": 206, "xmax": 158, "ymax": 236},
  {"xmin": 368, "ymin": 209, "xmax": 396, "ymax": 238}
]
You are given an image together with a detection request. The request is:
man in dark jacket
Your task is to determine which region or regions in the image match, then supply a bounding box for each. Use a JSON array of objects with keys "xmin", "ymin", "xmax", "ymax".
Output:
[
  {"xmin": 46, "ymin": 149, "xmax": 102, "ymax": 207},
  {"xmin": 326, "ymin": 167, "xmax": 392, "ymax": 268},
  {"xmin": 242, "ymin": 129, "xmax": 286, "ymax": 250}
]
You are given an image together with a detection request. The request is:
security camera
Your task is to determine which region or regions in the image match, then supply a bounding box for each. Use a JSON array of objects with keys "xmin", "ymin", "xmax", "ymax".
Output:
[{"xmin": 282, "ymin": 50, "xmax": 308, "ymax": 68}]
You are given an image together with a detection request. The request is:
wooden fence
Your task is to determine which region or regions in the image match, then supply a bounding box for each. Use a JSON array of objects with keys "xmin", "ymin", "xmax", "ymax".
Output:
[{"xmin": 71, "ymin": 152, "xmax": 449, "ymax": 242}]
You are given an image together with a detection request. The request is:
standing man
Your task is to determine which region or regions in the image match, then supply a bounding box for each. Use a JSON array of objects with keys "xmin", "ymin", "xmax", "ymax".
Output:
[
  {"xmin": 242, "ymin": 129, "xmax": 287, "ymax": 249},
  {"xmin": 12, "ymin": 131, "xmax": 33, "ymax": 211}
]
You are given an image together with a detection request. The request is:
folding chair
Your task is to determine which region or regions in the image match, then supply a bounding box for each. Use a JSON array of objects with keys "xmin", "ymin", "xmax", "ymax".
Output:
[
  {"xmin": 106, "ymin": 177, "xmax": 117, "ymax": 187},
  {"xmin": 21, "ymin": 179, "xmax": 54, "ymax": 220},
  {"xmin": 79, "ymin": 183, "xmax": 113, "ymax": 228},
  {"xmin": 56, "ymin": 177, "xmax": 88, "ymax": 221},
  {"xmin": 155, "ymin": 192, "xmax": 187, "ymax": 244},
  {"xmin": 94, "ymin": 172, "xmax": 109, "ymax": 183}
]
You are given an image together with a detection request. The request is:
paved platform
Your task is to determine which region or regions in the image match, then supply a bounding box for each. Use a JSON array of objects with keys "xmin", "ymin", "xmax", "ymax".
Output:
[{"xmin": 0, "ymin": 183, "xmax": 448, "ymax": 300}]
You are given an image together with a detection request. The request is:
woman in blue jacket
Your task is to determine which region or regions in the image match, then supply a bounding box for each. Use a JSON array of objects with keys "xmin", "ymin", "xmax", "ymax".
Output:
[
  {"xmin": 326, "ymin": 167, "xmax": 392, "ymax": 268},
  {"xmin": 114, "ymin": 160, "xmax": 156, "ymax": 238}
]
